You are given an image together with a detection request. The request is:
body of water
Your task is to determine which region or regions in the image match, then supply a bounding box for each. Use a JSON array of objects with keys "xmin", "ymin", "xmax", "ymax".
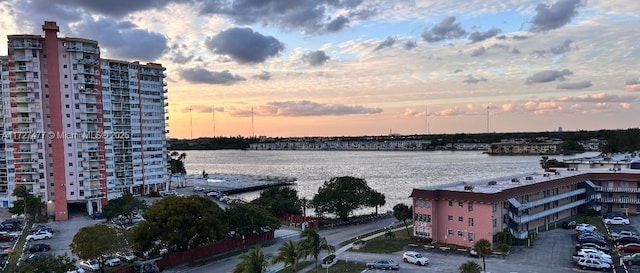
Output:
[{"xmin": 180, "ymin": 150, "xmax": 596, "ymax": 215}]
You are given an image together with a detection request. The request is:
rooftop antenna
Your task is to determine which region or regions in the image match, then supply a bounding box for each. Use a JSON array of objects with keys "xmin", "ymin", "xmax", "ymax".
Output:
[
  {"xmin": 212, "ymin": 105, "xmax": 215, "ymax": 138},
  {"xmin": 426, "ymin": 105, "xmax": 430, "ymax": 135},
  {"xmin": 486, "ymin": 105, "xmax": 494, "ymax": 133},
  {"xmin": 189, "ymin": 107, "xmax": 193, "ymax": 139},
  {"xmin": 251, "ymin": 107, "xmax": 255, "ymax": 138}
]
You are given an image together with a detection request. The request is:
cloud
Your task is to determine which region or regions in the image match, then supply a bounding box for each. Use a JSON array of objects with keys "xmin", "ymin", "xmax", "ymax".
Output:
[
  {"xmin": 470, "ymin": 47, "xmax": 486, "ymax": 57},
  {"xmin": 532, "ymin": 39, "xmax": 575, "ymax": 57},
  {"xmin": 303, "ymin": 50, "xmax": 330, "ymax": 66},
  {"xmin": 180, "ymin": 105, "xmax": 224, "ymax": 114},
  {"xmin": 500, "ymin": 93, "xmax": 638, "ymax": 115},
  {"xmin": 525, "ymin": 69, "xmax": 573, "ymax": 84},
  {"xmin": 530, "ymin": 0, "xmax": 584, "ymax": 32},
  {"xmin": 434, "ymin": 107, "xmax": 465, "ymax": 116},
  {"xmin": 624, "ymin": 79, "xmax": 640, "ymax": 91},
  {"xmin": 556, "ymin": 81, "xmax": 592, "ymax": 89},
  {"xmin": 171, "ymin": 50, "xmax": 194, "ymax": 64},
  {"xmin": 374, "ymin": 36, "xmax": 396, "ymax": 51},
  {"xmin": 73, "ymin": 17, "xmax": 168, "ymax": 61},
  {"xmin": 403, "ymin": 40, "xmax": 417, "ymax": 50},
  {"xmin": 464, "ymin": 75, "xmax": 488, "ymax": 84},
  {"xmin": 512, "ymin": 35, "xmax": 529, "ymax": 40},
  {"xmin": 421, "ymin": 16, "xmax": 467, "ymax": 43},
  {"xmin": 229, "ymin": 100, "xmax": 382, "ymax": 117},
  {"xmin": 253, "ymin": 71, "xmax": 272, "ymax": 81},
  {"xmin": 205, "ymin": 27, "xmax": 285, "ymax": 64},
  {"xmin": 400, "ymin": 108, "xmax": 426, "ymax": 118},
  {"xmin": 200, "ymin": 0, "xmax": 358, "ymax": 34},
  {"xmin": 468, "ymin": 28, "xmax": 501, "ymax": 43},
  {"xmin": 179, "ymin": 68, "xmax": 246, "ymax": 85}
]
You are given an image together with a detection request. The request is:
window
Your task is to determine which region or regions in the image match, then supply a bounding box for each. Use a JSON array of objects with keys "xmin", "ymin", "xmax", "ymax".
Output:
[
  {"xmin": 448, "ymin": 200, "xmax": 453, "ymax": 206},
  {"xmin": 468, "ymin": 218, "xmax": 474, "ymax": 227},
  {"xmin": 458, "ymin": 230, "xmax": 463, "ymax": 237},
  {"xmin": 458, "ymin": 216, "xmax": 463, "ymax": 222},
  {"xmin": 64, "ymin": 74, "xmax": 68, "ymax": 78},
  {"xmin": 621, "ymin": 203, "xmax": 629, "ymax": 209},
  {"xmin": 63, "ymin": 64, "xmax": 67, "ymax": 68},
  {"xmin": 468, "ymin": 202, "xmax": 474, "ymax": 211},
  {"xmin": 458, "ymin": 201, "xmax": 463, "ymax": 207},
  {"xmin": 64, "ymin": 84, "xmax": 68, "ymax": 88},
  {"xmin": 448, "ymin": 215, "xmax": 453, "ymax": 221},
  {"xmin": 426, "ymin": 214, "xmax": 431, "ymax": 223},
  {"xmin": 33, "ymin": 72, "xmax": 39, "ymax": 78},
  {"xmin": 493, "ymin": 203, "xmax": 498, "ymax": 212},
  {"xmin": 493, "ymin": 218, "xmax": 497, "ymax": 228},
  {"xmin": 32, "ymin": 51, "xmax": 37, "ymax": 57},
  {"xmin": 447, "ymin": 229, "xmax": 453, "ymax": 236},
  {"xmin": 468, "ymin": 232, "xmax": 475, "ymax": 242},
  {"xmin": 68, "ymin": 162, "xmax": 73, "ymax": 166},
  {"xmin": 73, "ymin": 64, "xmax": 77, "ymax": 70}
]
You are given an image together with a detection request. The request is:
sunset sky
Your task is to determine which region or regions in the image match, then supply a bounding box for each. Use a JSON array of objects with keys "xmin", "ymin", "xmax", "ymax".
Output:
[{"xmin": 1, "ymin": 0, "xmax": 639, "ymax": 138}]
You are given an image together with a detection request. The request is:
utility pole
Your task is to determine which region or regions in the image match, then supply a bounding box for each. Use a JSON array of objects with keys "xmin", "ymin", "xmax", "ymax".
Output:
[
  {"xmin": 486, "ymin": 106, "xmax": 490, "ymax": 133},
  {"xmin": 189, "ymin": 108, "xmax": 193, "ymax": 139},
  {"xmin": 212, "ymin": 105, "xmax": 215, "ymax": 137},
  {"xmin": 251, "ymin": 107, "xmax": 255, "ymax": 138}
]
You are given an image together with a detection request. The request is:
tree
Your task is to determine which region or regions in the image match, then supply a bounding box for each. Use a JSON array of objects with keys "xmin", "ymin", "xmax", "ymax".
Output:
[
  {"xmin": 131, "ymin": 195, "xmax": 226, "ymax": 254},
  {"xmin": 366, "ymin": 191, "xmax": 386, "ymax": 215},
  {"xmin": 168, "ymin": 151, "xmax": 187, "ymax": 189},
  {"xmin": 298, "ymin": 197, "xmax": 310, "ymax": 218},
  {"xmin": 70, "ymin": 224, "xmax": 129, "ymax": 273},
  {"xmin": 393, "ymin": 203, "xmax": 413, "ymax": 237},
  {"xmin": 271, "ymin": 240, "xmax": 302, "ymax": 272},
  {"xmin": 234, "ymin": 246, "xmax": 271, "ymax": 273},
  {"xmin": 473, "ymin": 239, "xmax": 492, "ymax": 273},
  {"xmin": 459, "ymin": 260, "xmax": 482, "ymax": 273},
  {"xmin": 311, "ymin": 176, "xmax": 381, "ymax": 220},
  {"xmin": 9, "ymin": 186, "xmax": 45, "ymax": 220},
  {"xmin": 299, "ymin": 228, "xmax": 334, "ymax": 273},
  {"xmin": 16, "ymin": 253, "xmax": 77, "ymax": 273},
  {"xmin": 102, "ymin": 196, "xmax": 147, "ymax": 224},
  {"xmin": 251, "ymin": 186, "xmax": 302, "ymax": 216},
  {"xmin": 224, "ymin": 204, "xmax": 280, "ymax": 239},
  {"xmin": 539, "ymin": 156, "xmax": 549, "ymax": 171}
]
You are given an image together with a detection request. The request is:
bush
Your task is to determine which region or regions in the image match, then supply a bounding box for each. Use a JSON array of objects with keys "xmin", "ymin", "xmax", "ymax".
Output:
[
  {"xmin": 323, "ymin": 255, "xmax": 336, "ymax": 264},
  {"xmin": 586, "ymin": 208, "xmax": 600, "ymax": 217},
  {"xmin": 497, "ymin": 243, "xmax": 511, "ymax": 253}
]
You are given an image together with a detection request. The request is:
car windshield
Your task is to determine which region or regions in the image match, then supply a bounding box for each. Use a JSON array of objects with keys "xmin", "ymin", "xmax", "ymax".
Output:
[{"xmin": 414, "ymin": 254, "xmax": 423, "ymax": 258}]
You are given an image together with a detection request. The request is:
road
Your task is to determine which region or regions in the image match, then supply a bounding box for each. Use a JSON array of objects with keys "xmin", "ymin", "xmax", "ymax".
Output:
[{"xmin": 164, "ymin": 215, "xmax": 398, "ymax": 273}]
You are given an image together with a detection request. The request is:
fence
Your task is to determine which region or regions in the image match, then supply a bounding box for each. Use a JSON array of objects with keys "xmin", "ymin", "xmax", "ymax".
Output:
[{"xmin": 278, "ymin": 214, "xmax": 320, "ymax": 229}]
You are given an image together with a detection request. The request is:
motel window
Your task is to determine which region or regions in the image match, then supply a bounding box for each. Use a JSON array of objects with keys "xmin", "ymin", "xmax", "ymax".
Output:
[
  {"xmin": 448, "ymin": 201, "xmax": 453, "ymax": 206},
  {"xmin": 493, "ymin": 203, "xmax": 497, "ymax": 212},
  {"xmin": 621, "ymin": 204, "xmax": 629, "ymax": 209},
  {"xmin": 458, "ymin": 216, "xmax": 463, "ymax": 222},
  {"xmin": 468, "ymin": 232, "xmax": 475, "ymax": 242},
  {"xmin": 426, "ymin": 214, "xmax": 431, "ymax": 223},
  {"xmin": 448, "ymin": 215, "xmax": 453, "ymax": 221},
  {"xmin": 468, "ymin": 218, "xmax": 474, "ymax": 227},
  {"xmin": 493, "ymin": 219, "xmax": 497, "ymax": 228},
  {"xmin": 458, "ymin": 230, "xmax": 463, "ymax": 237},
  {"xmin": 468, "ymin": 202, "xmax": 474, "ymax": 211},
  {"xmin": 447, "ymin": 229, "xmax": 453, "ymax": 236},
  {"xmin": 458, "ymin": 201, "xmax": 463, "ymax": 207}
]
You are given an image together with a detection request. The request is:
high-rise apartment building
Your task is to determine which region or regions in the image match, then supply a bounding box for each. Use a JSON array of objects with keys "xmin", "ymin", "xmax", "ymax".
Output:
[{"xmin": 0, "ymin": 21, "xmax": 168, "ymax": 221}]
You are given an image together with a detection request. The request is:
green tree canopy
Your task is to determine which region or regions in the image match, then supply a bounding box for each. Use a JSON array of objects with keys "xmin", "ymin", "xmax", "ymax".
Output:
[
  {"xmin": 251, "ymin": 186, "xmax": 302, "ymax": 216},
  {"xmin": 366, "ymin": 191, "xmax": 386, "ymax": 215},
  {"xmin": 102, "ymin": 196, "xmax": 147, "ymax": 224},
  {"xmin": 473, "ymin": 239, "xmax": 492, "ymax": 273},
  {"xmin": 459, "ymin": 260, "xmax": 482, "ymax": 273},
  {"xmin": 70, "ymin": 224, "xmax": 129, "ymax": 273},
  {"xmin": 9, "ymin": 186, "xmax": 45, "ymax": 219},
  {"xmin": 131, "ymin": 195, "xmax": 226, "ymax": 253},
  {"xmin": 393, "ymin": 203, "xmax": 413, "ymax": 237},
  {"xmin": 271, "ymin": 240, "xmax": 302, "ymax": 272},
  {"xmin": 16, "ymin": 253, "xmax": 77, "ymax": 273},
  {"xmin": 224, "ymin": 204, "xmax": 280, "ymax": 238},
  {"xmin": 234, "ymin": 246, "xmax": 271, "ymax": 273},
  {"xmin": 311, "ymin": 176, "xmax": 384, "ymax": 220},
  {"xmin": 299, "ymin": 228, "xmax": 334, "ymax": 273}
]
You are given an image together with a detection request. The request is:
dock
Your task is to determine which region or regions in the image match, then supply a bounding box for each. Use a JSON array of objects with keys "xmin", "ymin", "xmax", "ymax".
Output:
[{"xmin": 187, "ymin": 173, "xmax": 297, "ymax": 195}]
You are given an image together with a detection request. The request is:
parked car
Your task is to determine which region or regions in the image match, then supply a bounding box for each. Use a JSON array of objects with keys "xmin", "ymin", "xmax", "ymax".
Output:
[
  {"xmin": 576, "ymin": 224, "xmax": 597, "ymax": 232},
  {"xmin": 193, "ymin": 186, "xmax": 204, "ymax": 191},
  {"xmin": 0, "ymin": 224, "xmax": 21, "ymax": 232},
  {"xmin": 618, "ymin": 243, "xmax": 640, "ymax": 253},
  {"xmin": 24, "ymin": 243, "xmax": 51, "ymax": 253},
  {"xmin": 366, "ymin": 259, "xmax": 400, "ymax": 270},
  {"xmin": 66, "ymin": 267, "xmax": 86, "ymax": 273},
  {"xmin": 578, "ymin": 236, "xmax": 607, "ymax": 245},
  {"xmin": 605, "ymin": 216, "xmax": 630, "ymax": 225},
  {"xmin": 562, "ymin": 221, "xmax": 577, "ymax": 229},
  {"xmin": 576, "ymin": 243, "xmax": 610, "ymax": 254},
  {"xmin": 576, "ymin": 257, "xmax": 612, "ymax": 271},
  {"xmin": 105, "ymin": 256, "xmax": 121, "ymax": 267},
  {"xmin": 91, "ymin": 212, "xmax": 103, "ymax": 220},
  {"xmin": 611, "ymin": 230, "xmax": 636, "ymax": 239},
  {"xmin": 622, "ymin": 253, "xmax": 640, "ymax": 266},
  {"xmin": 206, "ymin": 191, "xmax": 220, "ymax": 197},
  {"xmin": 572, "ymin": 252, "xmax": 613, "ymax": 265},
  {"xmin": 402, "ymin": 251, "xmax": 429, "ymax": 266},
  {"xmin": 115, "ymin": 251, "xmax": 137, "ymax": 262},
  {"xmin": 617, "ymin": 236, "xmax": 640, "ymax": 245},
  {"xmin": 26, "ymin": 230, "xmax": 52, "ymax": 241},
  {"xmin": 79, "ymin": 259, "xmax": 100, "ymax": 271},
  {"xmin": 0, "ymin": 234, "xmax": 16, "ymax": 242},
  {"xmin": 21, "ymin": 253, "xmax": 51, "ymax": 263},
  {"xmin": 603, "ymin": 211, "xmax": 627, "ymax": 219}
]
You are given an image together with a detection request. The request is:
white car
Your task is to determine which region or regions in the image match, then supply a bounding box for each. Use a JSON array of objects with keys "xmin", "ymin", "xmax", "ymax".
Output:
[
  {"xmin": 605, "ymin": 216, "xmax": 630, "ymax": 225},
  {"xmin": 66, "ymin": 267, "xmax": 86, "ymax": 273},
  {"xmin": 402, "ymin": 251, "xmax": 429, "ymax": 266},
  {"xmin": 577, "ymin": 258, "xmax": 612, "ymax": 270},
  {"xmin": 578, "ymin": 248, "xmax": 611, "ymax": 259},
  {"xmin": 575, "ymin": 224, "xmax": 596, "ymax": 232},
  {"xmin": 79, "ymin": 259, "xmax": 100, "ymax": 271},
  {"xmin": 105, "ymin": 256, "xmax": 121, "ymax": 266},
  {"xmin": 206, "ymin": 191, "xmax": 220, "ymax": 197},
  {"xmin": 26, "ymin": 230, "xmax": 52, "ymax": 241},
  {"xmin": 193, "ymin": 186, "xmax": 204, "ymax": 191},
  {"xmin": 612, "ymin": 230, "xmax": 637, "ymax": 239},
  {"xmin": 115, "ymin": 251, "xmax": 137, "ymax": 262}
]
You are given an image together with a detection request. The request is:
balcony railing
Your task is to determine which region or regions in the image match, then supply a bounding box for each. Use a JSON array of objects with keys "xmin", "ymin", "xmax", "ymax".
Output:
[
  {"xmin": 508, "ymin": 199, "xmax": 587, "ymax": 224},
  {"xmin": 599, "ymin": 197, "xmax": 640, "ymax": 204},
  {"xmin": 518, "ymin": 188, "xmax": 586, "ymax": 210},
  {"xmin": 598, "ymin": 187, "xmax": 640, "ymax": 193}
]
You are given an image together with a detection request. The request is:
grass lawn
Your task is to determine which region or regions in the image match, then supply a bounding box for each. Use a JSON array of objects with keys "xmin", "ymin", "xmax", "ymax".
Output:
[
  {"xmin": 348, "ymin": 229, "xmax": 414, "ymax": 254},
  {"xmin": 277, "ymin": 260, "xmax": 313, "ymax": 273},
  {"xmin": 311, "ymin": 260, "xmax": 367, "ymax": 273},
  {"xmin": 580, "ymin": 215, "xmax": 607, "ymax": 234},
  {"xmin": 2, "ymin": 220, "xmax": 31, "ymax": 273}
]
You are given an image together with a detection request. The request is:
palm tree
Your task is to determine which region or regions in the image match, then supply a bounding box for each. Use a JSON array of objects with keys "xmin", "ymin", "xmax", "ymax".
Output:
[
  {"xmin": 459, "ymin": 260, "xmax": 482, "ymax": 273},
  {"xmin": 366, "ymin": 191, "xmax": 386, "ymax": 215},
  {"xmin": 271, "ymin": 240, "xmax": 303, "ymax": 272},
  {"xmin": 299, "ymin": 228, "xmax": 335, "ymax": 272},
  {"xmin": 234, "ymin": 246, "xmax": 270, "ymax": 273},
  {"xmin": 473, "ymin": 239, "xmax": 492, "ymax": 273},
  {"xmin": 168, "ymin": 151, "xmax": 187, "ymax": 189}
]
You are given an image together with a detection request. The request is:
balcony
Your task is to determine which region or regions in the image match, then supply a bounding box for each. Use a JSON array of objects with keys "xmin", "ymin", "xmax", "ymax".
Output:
[
  {"xmin": 14, "ymin": 87, "xmax": 34, "ymax": 93},
  {"xmin": 508, "ymin": 199, "xmax": 587, "ymax": 224},
  {"xmin": 517, "ymin": 188, "xmax": 586, "ymax": 210},
  {"xmin": 13, "ymin": 65, "xmax": 32, "ymax": 72},
  {"xmin": 10, "ymin": 55, "xmax": 30, "ymax": 61},
  {"xmin": 598, "ymin": 187, "xmax": 640, "ymax": 193},
  {"xmin": 78, "ymin": 59, "xmax": 98, "ymax": 66},
  {"xmin": 9, "ymin": 41, "xmax": 41, "ymax": 49},
  {"xmin": 599, "ymin": 197, "xmax": 640, "ymax": 204},
  {"xmin": 10, "ymin": 97, "xmax": 36, "ymax": 103}
]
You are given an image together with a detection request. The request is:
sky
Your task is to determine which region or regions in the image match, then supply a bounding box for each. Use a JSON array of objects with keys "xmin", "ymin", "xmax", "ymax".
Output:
[{"xmin": 0, "ymin": 0, "xmax": 639, "ymax": 138}]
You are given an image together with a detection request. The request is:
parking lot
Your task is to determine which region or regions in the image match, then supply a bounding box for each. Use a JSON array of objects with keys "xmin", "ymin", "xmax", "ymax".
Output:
[{"xmin": 609, "ymin": 215, "xmax": 640, "ymax": 273}]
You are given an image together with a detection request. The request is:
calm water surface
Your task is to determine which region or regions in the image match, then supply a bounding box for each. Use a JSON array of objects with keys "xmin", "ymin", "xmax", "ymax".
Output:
[{"xmin": 181, "ymin": 150, "xmax": 594, "ymax": 214}]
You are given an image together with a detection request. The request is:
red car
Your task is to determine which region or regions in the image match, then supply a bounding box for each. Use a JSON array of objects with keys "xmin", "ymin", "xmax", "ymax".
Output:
[
  {"xmin": 618, "ymin": 243, "xmax": 640, "ymax": 253},
  {"xmin": 0, "ymin": 234, "xmax": 16, "ymax": 242}
]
